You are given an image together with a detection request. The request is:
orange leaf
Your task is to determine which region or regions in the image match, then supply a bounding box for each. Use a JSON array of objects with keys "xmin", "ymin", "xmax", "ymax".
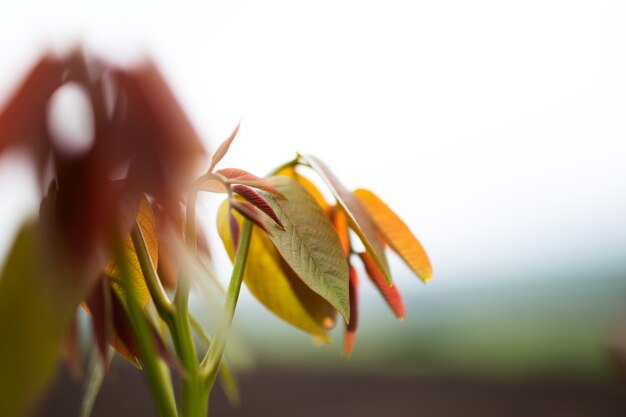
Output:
[
  {"xmin": 359, "ymin": 252, "xmax": 405, "ymax": 320},
  {"xmin": 330, "ymin": 205, "xmax": 351, "ymax": 257},
  {"xmin": 354, "ymin": 189, "xmax": 432, "ymax": 282}
]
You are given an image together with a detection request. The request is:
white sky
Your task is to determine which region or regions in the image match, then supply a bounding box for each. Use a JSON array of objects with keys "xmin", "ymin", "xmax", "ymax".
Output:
[{"xmin": 1, "ymin": 0, "xmax": 626, "ymax": 291}]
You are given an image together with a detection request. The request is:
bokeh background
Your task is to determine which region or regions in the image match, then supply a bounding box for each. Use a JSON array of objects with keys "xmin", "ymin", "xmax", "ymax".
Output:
[{"xmin": 2, "ymin": 0, "xmax": 626, "ymax": 415}]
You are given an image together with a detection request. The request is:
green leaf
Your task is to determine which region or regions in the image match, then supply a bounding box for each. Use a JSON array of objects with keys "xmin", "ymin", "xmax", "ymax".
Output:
[
  {"xmin": 299, "ymin": 155, "xmax": 392, "ymax": 284},
  {"xmin": 0, "ymin": 222, "xmax": 92, "ymax": 417},
  {"xmin": 217, "ymin": 200, "xmax": 336, "ymax": 339},
  {"xmin": 261, "ymin": 176, "xmax": 350, "ymax": 322}
]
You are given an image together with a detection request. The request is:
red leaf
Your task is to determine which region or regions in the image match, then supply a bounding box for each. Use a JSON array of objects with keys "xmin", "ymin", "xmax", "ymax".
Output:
[
  {"xmin": 208, "ymin": 123, "xmax": 240, "ymax": 172},
  {"xmin": 216, "ymin": 168, "xmax": 282, "ymax": 196},
  {"xmin": 230, "ymin": 200, "xmax": 270, "ymax": 234},
  {"xmin": 229, "ymin": 210, "xmax": 240, "ymax": 252},
  {"xmin": 358, "ymin": 252, "xmax": 405, "ymax": 320},
  {"xmin": 344, "ymin": 265, "xmax": 359, "ymax": 358},
  {"xmin": 232, "ymin": 185, "xmax": 284, "ymax": 229}
]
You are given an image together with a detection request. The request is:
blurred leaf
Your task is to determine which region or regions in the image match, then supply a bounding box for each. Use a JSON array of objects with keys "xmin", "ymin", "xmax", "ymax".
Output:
[
  {"xmin": 344, "ymin": 265, "xmax": 359, "ymax": 358},
  {"xmin": 300, "ymin": 155, "xmax": 392, "ymax": 283},
  {"xmin": 359, "ymin": 252, "xmax": 405, "ymax": 320},
  {"xmin": 277, "ymin": 165, "xmax": 329, "ymax": 212},
  {"xmin": 208, "ymin": 123, "xmax": 240, "ymax": 172},
  {"xmin": 261, "ymin": 176, "xmax": 350, "ymax": 322},
  {"xmin": 80, "ymin": 347, "xmax": 114, "ymax": 417},
  {"xmin": 0, "ymin": 222, "xmax": 91, "ymax": 417},
  {"xmin": 195, "ymin": 174, "xmax": 229, "ymax": 193},
  {"xmin": 106, "ymin": 195, "xmax": 157, "ymax": 305},
  {"xmin": 354, "ymin": 189, "xmax": 432, "ymax": 282},
  {"xmin": 217, "ymin": 200, "xmax": 335, "ymax": 340},
  {"xmin": 233, "ymin": 185, "xmax": 284, "ymax": 229}
]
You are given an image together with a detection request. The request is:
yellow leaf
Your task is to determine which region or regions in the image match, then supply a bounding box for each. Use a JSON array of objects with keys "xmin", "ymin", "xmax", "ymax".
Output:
[
  {"xmin": 105, "ymin": 195, "xmax": 158, "ymax": 305},
  {"xmin": 277, "ymin": 165, "xmax": 329, "ymax": 212},
  {"xmin": 354, "ymin": 189, "xmax": 432, "ymax": 282},
  {"xmin": 217, "ymin": 200, "xmax": 335, "ymax": 340}
]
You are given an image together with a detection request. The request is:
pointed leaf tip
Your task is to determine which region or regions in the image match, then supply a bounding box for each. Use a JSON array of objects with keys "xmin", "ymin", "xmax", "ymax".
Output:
[
  {"xmin": 209, "ymin": 122, "xmax": 240, "ymax": 172},
  {"xmin": 359, "ymin": 252, "xmax": 405, "ymax": 320}
]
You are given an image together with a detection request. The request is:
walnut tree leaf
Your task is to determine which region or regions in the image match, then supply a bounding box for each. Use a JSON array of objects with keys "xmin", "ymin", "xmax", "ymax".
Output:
[
  {"xmin": 208, "ymin": 123, "xmax": 240, "ymax": 172},
  {"xmin": 354, "ymin": 188, "xmax": 433, "ymax": 282},
  {"xmin": 260, "ymin": 176, "xmax": 350, "ymax": 323},
  {"xmin": 358, "ymin": 252, "xmax": 405, "ymax": 320},
  {"xmin": 217, "ymin": 200, "xmax": 335, "ymax": 339},
  {"xmin": 299, "ymin": 155, "xmax": 392, "ymax": 284}
]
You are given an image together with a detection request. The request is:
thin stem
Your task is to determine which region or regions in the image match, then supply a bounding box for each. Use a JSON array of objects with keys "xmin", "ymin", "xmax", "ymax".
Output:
[
  {"xmin": 115, "ymin": 240, "xmax": 178, "ymax": 417},
  {"xmin": 173, "ymin": 188, "xmax": 206, "ymax": 417},
  {"xmin": 200, "ymin": 219, "xmax": 252, "ymax": 387},
  {"xmin": 131, "ymin": 222, "xmax": 174, "ymax": 322},
  {"xmin": 189, "ymin": 315, "xmax": 213, "ymax": 348}
]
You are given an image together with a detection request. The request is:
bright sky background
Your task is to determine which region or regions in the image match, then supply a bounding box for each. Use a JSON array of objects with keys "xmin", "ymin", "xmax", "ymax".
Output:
[{"xmin": 1, "ymin": 0, "xmax": 626, "ymax": 294}]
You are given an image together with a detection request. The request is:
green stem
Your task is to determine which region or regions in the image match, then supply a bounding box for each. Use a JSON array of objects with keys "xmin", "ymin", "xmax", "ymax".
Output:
[
  {"xmin": 172, "ymin": 189, "xmax": 207, "ymax": 417},
  {"xmin": 200, "ymin": 220, "xmax": 252, "ymax": 388},
  {"xmin": 115, "ymin": 241, "xmax": 178, "ymax": 417},
  {"xmin": 130, "ymin": 222, "xmax": 174, "ymax": 323}
]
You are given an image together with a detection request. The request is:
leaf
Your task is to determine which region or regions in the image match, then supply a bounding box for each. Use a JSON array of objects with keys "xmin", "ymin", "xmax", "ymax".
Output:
[
  {"xmin": 230, "ymin": 200, "xmax": 270, "ymax": 234},
  {"xmin": 106, "ymin": 195, "xmax": 158, "ymax": 305},
  {"xmin": 260, "ymin": 176, "xmax": 350, "ymax": 322},
  {"xmin": 229, "ymin": 210, "xmax": 241, "ymax": 251},
  {"xmin": 216, "ymin": 168, "xmax": 282, "ymax": 196},
  {"xmin": 300, "ymin": 155, "xmax": 392, "ymax": 283},
  {"xmin": 0, "ymin": 222, "xmax": 93, "ymax": 417},
  {"xmin": 343, "ymin": 265, "xmax": 359, "ymax": 358},
  {"xmin": 330, "ymin": 205, "xmax": 351, "ymax": 257},
  {"xmin": 217, "ymin": 200, "xmax": 336, "ymax": 339},
  {"xmin": 354, "ymin": 189, "xmax": 433, "ymax": 282},
  {"xmin": 195, "ymin": 173, "xmax": 229, "ymax": 193},
  {"xmin": 359, "ymin": 252, "xmax": 405, "ymax": 320},
  {"xmin": 208, "ymin": 123, "xmax": 240, "ymax": 172},
  {"xmin": 233, "ymin": 184, "xmax": 284, "ymax": 229},
  {"xmin": 277, "ymin": 165, "xmax": 329, "ymax": 212}
]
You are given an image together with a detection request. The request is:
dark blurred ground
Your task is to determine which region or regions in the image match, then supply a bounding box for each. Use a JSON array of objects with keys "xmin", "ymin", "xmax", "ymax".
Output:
[{"xmin": 36, "ymin": 363, "xmax": 626, "ymax": 417}]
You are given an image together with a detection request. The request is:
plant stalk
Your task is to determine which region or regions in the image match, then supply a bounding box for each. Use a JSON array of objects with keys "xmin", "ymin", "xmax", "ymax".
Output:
[
  {"xmin": 115, "ymin": 239, "xmax": 178, "ymax": 417},
  {"xmin": 200, "ymin": 219, "xmax": 252, "ymax": 389}
]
